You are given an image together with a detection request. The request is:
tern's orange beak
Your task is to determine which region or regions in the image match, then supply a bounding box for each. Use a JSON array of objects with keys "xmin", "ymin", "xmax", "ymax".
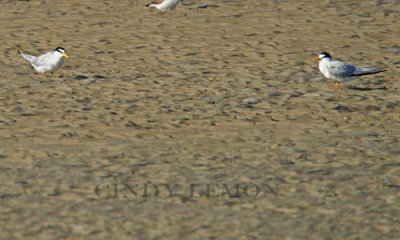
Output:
[
  {"xmin": 313, "ymin": 57, "xmax": 321, "ymax": 62},
  {"xmin": 62, "ymin": 52, "xmax": 69, "ymax": 59}
]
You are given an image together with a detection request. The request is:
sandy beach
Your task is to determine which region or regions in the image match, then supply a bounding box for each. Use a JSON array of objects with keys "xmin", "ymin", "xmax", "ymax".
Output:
[{"xmin": 0, "ymin": 0, "xmax": 399, "ymax": 239}]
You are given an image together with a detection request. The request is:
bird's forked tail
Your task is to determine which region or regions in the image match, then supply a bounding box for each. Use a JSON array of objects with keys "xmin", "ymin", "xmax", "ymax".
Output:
[{"xmin": 17, "ymin": 51, "xmax": 36, "ymax": 63}]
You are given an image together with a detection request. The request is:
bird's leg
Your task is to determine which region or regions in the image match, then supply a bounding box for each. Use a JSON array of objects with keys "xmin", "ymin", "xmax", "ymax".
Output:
[{"xmin": 333, "ymin": 81, "xmax": 341, "ymax": 89}]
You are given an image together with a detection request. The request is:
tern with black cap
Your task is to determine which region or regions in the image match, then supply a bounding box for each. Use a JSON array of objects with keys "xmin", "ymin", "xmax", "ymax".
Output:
[
  {"xmin": 313, "ymin": 52, "xmax": 385, "ymax": 89},
  {"xmin": 18, "ymin": 47, "xmax": 68, "ymax": 78}
]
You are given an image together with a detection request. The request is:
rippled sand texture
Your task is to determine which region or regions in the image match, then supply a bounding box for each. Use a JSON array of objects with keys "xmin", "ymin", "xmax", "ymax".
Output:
[{"xmin": 0, "ymin": 0, "xmax": 399, "ymax": 239}]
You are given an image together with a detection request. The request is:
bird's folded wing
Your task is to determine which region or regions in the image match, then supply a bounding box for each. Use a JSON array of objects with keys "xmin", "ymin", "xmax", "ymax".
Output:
[
  {"xmin": 352, "ymin": 67, "xmax": 385, "ymax": 76},
  {"xmin": 33, "ymin": 52, "xmax": 52, "ymax": 67},
  {"xmin": 328, "ymin": 61, "xmax": 357, "ymax": 78}
]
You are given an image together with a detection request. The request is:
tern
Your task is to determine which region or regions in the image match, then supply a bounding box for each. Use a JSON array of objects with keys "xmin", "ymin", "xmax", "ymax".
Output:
[
  {"xmin": 313, "ymin": 52, "xmax": 385, "ymax": 88},
  {"xmin": 18, "ymin": 47, "xmax": 68, "ymax": 78},
  {"xmin": 145, "ymin": 0, "xmax": 182, "ymax": 13}
]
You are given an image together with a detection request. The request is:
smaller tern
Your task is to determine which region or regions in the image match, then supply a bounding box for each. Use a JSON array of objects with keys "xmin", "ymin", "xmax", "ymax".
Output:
[
  {"xmin": 18, "ymin": 47, "xmax": 68, "ymax": 78},
  {"xmin": 145, "ymin": 0, "xmax": 182, "ymax": 14},
  {"xmin": 313, "ymin": 52, "xmax": 385, "ymax": 89}
]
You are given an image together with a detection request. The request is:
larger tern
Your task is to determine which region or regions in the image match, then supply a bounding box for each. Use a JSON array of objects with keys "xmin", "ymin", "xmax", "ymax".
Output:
[
  {"xmin": 145, "ymin": 0, "xmax": 182, "ymax": 13},
  {"xmin": 18, "ymin": 47, "xmax": 68, "ymax": 78},
  {"xmin": 313, "ymin": 52, "xmax": 385, "ymax": 88}
]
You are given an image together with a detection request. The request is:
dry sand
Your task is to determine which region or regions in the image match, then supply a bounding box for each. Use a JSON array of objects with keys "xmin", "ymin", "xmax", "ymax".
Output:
[{"xmin": 0, "ymin": 0, "xmax": 399, "ymax": 239}]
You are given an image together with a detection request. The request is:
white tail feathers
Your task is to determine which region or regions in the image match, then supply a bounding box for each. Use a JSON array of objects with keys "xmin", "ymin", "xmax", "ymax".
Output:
[{"xmin": 18, "ymin": 51, "xmax": 36, "ymax": 63}]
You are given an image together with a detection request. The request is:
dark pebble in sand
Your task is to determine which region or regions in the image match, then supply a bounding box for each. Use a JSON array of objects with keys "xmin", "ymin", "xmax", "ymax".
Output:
[
  {"xmin": 333, "ymin": 105, "xmax": 352, "ymax": 112},
  {"xmin": 125, "ymin": 121, "xmax": 142, "ymax": 129},
  {"xmin": 157, "ymin": 74, "xmax": 173, "ymax": 78},
  {"xmin": 93, "ymin": 75, "xmax": 106, "ymax": 79},
  {"xmin": 75, "ymin": 75, "xmax": 89, "ymax": 80},
  {"xmin": 268, "ymin": 92, "xmax": 281, "ymax": 98},
  {"xmin": 133, "ymin": 74, "xmax": 146, "ymax": 79},
  {"xmin": 365, "ymin": 105, "xmax": 380, "ymax": 111}
]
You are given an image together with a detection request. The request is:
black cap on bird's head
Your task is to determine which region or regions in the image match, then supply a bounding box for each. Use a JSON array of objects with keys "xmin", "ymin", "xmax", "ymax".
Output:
[
  {"xmin": 313, "ymin": 51, "xmax": 332, "ymax": 62},
  {"xmin": 54, "ymin": 47, "xmax": 68, "ymax": 59},
  {"xmin": 319, "ymin": 52, "xmax": 331, "ymax": 59},
  {"xmin": 55, "ymin": 47, "xmax": 66, "ymax": 53}
]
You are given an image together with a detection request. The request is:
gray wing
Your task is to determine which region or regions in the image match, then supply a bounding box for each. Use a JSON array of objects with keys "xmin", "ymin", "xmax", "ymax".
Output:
[
  {"xmin": 327, "ymin": 60, "xmax": 358, "ymax": 78},
  {"xmin": 18, "ymin": 51, "xmax": 37, "ymax": 64},
  {"xmin": 32, "ymin": 52, "xmax": 53, "ymax": 67},
  {"xmin": 352, "ymin": 67, "xmax": 385, "ymax": 76}
]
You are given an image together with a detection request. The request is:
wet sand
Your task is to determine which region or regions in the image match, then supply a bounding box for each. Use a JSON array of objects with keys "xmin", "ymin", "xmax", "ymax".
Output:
[{"xmin": 0, "ymin": 0, "xmax": 399, "ymax": 239}]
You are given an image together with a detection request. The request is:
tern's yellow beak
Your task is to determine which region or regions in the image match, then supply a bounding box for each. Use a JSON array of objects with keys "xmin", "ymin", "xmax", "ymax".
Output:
[
  {"xmin": 313, "ymin": 57, "xmax": 321, "ymax": 62},
  {"xmin": 62, "ymin": 52, "xmax": 69, "ymax": 59}
]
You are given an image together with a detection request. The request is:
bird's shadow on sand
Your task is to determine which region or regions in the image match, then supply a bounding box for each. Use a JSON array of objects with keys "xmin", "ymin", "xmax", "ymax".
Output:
[{"xmin": 346, "ymin": 86, "xmax": 388, "ymax": 91}]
